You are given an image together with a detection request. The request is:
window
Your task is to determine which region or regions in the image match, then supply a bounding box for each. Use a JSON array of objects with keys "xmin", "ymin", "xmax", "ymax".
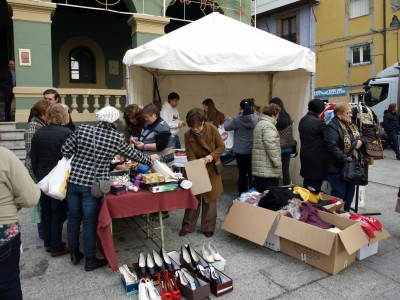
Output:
[
  {"xmin": 351, "ymin": 44, "xmax": 371, "ymax": 65},
  {"xmin": 349, "ymin": 0, "xmax": 369, "ymax": 19},
  {"xmin": 281, "ymin": 16, "xmax": 297, "ymax": 43},
  {"xmin": 69, "ymin": 47, "xmax": 96, "ymax": 83},
  {"xmin": 364, "ymin": 84, "xmax": 389, "ymax": 107}
]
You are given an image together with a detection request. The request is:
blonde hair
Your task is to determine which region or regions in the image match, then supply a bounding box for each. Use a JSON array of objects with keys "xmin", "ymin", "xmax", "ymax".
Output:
[
  {"xmin": 45, "ymin": 103, "xmax": 69, "ymax": 125},
  {"xmin": 32, "ymin": 99, "xmax": 52, "ymax": 118},
  {"xmin": 333, "ymin": 102, "xmax": 351, "ymax": 116}
]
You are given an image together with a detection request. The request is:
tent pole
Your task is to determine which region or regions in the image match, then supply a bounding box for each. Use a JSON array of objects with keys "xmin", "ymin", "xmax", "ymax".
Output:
[
  {"xmin": 126, "ymin": 65, "xmax": 131, "ymax": 106},
  {"xmin": 268, "ymin": 72, "xmax": 273, "ymax": 101}
]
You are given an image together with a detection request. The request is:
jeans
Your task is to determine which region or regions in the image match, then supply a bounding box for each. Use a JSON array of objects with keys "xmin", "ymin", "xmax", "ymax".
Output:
[
  {"xmin": 281, "ymin": 152, "xmax": 291, "ymax": 185},
  {"xmin": 41, "ymin": 192, "xmax": 68, "ymax": 252},
  {"xmin": 0, "ymin": 233, "xmax": 22, "ymax": 300},
  {"xmin": 171, "ymin": 136, "xmax": 181, "ymax": 149},
  {"xmin": 67, "ymin": 183, "xmax": 101, "ymax": 257},
  {"xmin": 235, "ymin": 153, "xmax": 253, "ymax": 196},
  {"xmin": 327, "ymin": 173, "xmax": 355, "ymax": 211},
  {"xmin": 383, "ymin": 130, "xmax": 400, "ymax": 157}
]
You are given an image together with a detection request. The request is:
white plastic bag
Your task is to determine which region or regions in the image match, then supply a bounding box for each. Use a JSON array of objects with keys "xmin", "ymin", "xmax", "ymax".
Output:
[
  {"xmin": 152, "ymin": 160, "xmax": 178, "ymax": 182},
  {"xmin": 47, "ymin": 157, "xmax": 72, "ymax": 200},
  {"xmin": 37, "ymin": 166, "xmax": 56, "ymax": 194},
  {"xmin": 218, "ymin": 125, "xmax": 234, "ymax": 149}
]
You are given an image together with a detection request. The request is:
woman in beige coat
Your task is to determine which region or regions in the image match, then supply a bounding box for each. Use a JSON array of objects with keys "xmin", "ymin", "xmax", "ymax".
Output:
[
  {"xmin": 179, "ymin": 108, "xmax": 225, "ymax": 237},
  {"xmin": 252, "ymin": 104, "xmax": 282, "ymax": 192}
]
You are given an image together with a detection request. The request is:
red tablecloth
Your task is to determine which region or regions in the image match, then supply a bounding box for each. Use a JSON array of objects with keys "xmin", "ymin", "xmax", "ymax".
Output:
[{"xmin": 97, "ymin": 188, "xmax": 198, "ymax": 271}]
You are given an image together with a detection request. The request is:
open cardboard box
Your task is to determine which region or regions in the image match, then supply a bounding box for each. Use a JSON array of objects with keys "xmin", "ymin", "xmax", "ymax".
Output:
[
  {"xmin": 222, "ymin": 200, "xmax": 282, "ymax": 251},
  {"xmin": 275, "ymin": 210, "xmax": 369, "ymax": 275},
  {"xmin": 356, "ymin": 226, "xmax": 390, "ymax": 260}
]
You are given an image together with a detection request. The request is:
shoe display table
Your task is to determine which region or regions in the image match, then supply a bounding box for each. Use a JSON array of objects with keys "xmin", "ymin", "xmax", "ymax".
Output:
[{"xmin": 97, "ymin": 188, "xmax": 198, "ymax": 271}]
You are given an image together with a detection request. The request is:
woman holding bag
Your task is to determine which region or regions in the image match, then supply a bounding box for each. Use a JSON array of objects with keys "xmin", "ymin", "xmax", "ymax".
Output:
[
  {"xmin": 31, "ymin": 103, "xmax": 73, "ymax": 257},
  {"xmin": 325, "ymin": 102, "xmax": 364, "ymax": 211}
]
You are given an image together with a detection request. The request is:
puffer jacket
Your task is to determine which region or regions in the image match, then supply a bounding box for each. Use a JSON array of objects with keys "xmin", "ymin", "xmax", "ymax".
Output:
[{"xmin": 251, "ymin": 115, "xmax": 282, "ymax": 178}]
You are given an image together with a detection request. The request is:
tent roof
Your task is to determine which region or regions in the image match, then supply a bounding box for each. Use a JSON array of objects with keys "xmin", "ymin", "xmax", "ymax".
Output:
[{"xmin": 123, "ymin": 12, "xmax": 315, "ymax": 73}]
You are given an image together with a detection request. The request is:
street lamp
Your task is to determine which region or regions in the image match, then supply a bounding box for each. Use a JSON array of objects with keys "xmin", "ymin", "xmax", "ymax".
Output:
[{"xmin": 390, "ymin": 15, "xmax": 400, "ymax": 63}]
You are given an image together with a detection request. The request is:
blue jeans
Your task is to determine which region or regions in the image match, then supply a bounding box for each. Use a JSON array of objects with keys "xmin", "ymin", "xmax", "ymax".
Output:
[
  {"xmin": 327, "ymin": 173, "xmax": 355, "ymax": 211},
  {"xmin": 171, "ymin": 136, "xmax": 181, "ymax": 149},
  {"xmin": 0, "ymin": 233, "xmax": 22, "ymax": 300},
  {"xmin": 66, "ymin": 183, "xmax": 101, "ymax": 257}
]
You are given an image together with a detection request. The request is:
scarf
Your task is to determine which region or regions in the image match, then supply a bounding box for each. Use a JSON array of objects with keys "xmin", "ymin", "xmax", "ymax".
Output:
[{"xmin": 338, "ymin": 119, "xmax": 359, "ymax": 154}]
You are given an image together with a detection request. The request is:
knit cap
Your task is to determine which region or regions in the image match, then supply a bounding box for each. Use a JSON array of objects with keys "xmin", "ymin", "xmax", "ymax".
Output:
[
  {"xmin": 96, "ymin": 106, "xmax": 120, "ymax": 123},
  {"xmin": 308, "ymin": 99, "xmax": 326, "ymax": 115}
]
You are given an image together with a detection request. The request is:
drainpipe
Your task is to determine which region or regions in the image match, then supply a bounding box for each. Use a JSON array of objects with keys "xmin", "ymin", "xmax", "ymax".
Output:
[{"xmin": 383, "ymin": 0, "xmax": 387, "ymax": 69}]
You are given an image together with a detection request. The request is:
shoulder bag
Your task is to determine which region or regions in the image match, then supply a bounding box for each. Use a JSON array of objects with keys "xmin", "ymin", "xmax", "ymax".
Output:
[
  {"xmin": 341, "ymin": 143, "xmax": 368, "ymax": 186},
  {"xmin": 90, "ymin": 126, "xmax": 113, "ymax": 199}
]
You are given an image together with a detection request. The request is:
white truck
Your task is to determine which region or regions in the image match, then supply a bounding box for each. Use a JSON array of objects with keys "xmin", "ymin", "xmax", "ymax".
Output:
[{"xmin": 363, "ymin": 63, "xmax": 400, "ymax": 123}]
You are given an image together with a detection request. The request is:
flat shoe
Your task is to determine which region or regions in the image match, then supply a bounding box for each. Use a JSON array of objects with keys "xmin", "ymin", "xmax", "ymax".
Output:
[
  {"xmin": 179, "ymin": 229, "xmax": 190, "ymax": 236},
  {"xmin": 203, "ymin": 231, "xmax": 214, "ymax": 238},
  {"xmin": 51, "ymin": 246, "xmax": 70, "ymax": 257}
]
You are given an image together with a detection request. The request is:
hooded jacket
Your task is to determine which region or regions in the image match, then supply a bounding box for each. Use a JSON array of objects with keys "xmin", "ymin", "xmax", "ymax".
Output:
[{"xmin": 224, "ymin": 113, "xmax": 259, "ymax": 154}]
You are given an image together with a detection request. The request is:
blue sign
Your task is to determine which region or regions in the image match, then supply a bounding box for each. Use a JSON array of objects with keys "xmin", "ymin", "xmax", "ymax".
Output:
[{"xmin": 314, "ymin": 88, "xmax": 348, "ymax": 98}]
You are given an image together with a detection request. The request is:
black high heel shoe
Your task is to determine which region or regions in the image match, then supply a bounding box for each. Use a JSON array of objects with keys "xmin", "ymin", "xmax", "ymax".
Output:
[
  {"xmin": 147, "ymin": 253, "xmax": 156, "ymax": 276},
  {"xmin": 180, "ymin": 245, "xmax": 193, "ymax": 268},
  {"xmin": 160, "ymin": 247, "xmax": 174, "ymax": 271},
  {"xmin": 187, "ymin": 244, "xmax": 201, "ymax": 268},
  {"xmin": 138, "ymin": 253, "xmax": 146, "ymax": 277},
  {"xmin": 209, "ymin": 265, "xmax": 222, "ymax": 285},
  {"xmin": 152, "ymin": 249, "xmax": 166, "ymax": 272}
]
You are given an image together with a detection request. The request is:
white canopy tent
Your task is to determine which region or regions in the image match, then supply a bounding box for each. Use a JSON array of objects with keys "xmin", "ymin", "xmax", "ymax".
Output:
[{"xmin": 123, "ymin": 12, "xmax": 315, "ymax": 185}]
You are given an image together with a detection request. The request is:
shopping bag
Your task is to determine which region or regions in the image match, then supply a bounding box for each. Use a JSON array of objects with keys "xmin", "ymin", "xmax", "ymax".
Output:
[
  {"xmin": 218, "ymin": 125, "xmax": 234, "ymax": 149},
  {"xmin": 37, "ymin": 166, "xmax": 56, "ymax": 194},
  {"xmin": 48, "ymin": 157, "xmax": 72, "ymax": 200},
  {"xmin": 152, "ymin": 159, "xmax": 178, "ymax": 182},
  {"xmin": 31, "ymin": 203, "xmax": 42, "ymax": 224}
]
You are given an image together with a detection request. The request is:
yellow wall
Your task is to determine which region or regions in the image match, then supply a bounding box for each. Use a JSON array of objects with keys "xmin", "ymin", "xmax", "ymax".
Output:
[{"xmin": 315, "ymin": 0, "xmax": 400, "ymax": 99}]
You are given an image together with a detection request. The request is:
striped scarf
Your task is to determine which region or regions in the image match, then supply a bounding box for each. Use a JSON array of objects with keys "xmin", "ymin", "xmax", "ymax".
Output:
[{"xmin": 339, "ymin": 120, "xmax": 360, "ymax": 154}]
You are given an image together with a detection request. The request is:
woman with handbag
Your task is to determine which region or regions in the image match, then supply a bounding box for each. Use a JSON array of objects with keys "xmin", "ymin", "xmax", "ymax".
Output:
[
  {"xmin": 179, "ymin": 108, "xmax": 225, "ymax": 238},
  {"xmin": 61, "ymin": 106, "xmax": 158, "ymax": 271},
  {"xmin": 325, "ymin": 102, "xmax": 364, "ymax": 211},
  {"xmin": 270, "ymin": 98, "xmax": 296, "ymax": 186}
]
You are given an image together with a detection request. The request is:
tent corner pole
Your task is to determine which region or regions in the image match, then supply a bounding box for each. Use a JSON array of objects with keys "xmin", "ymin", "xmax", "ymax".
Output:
[{"xmin": 126, "ymin": 65, "xmax": 131, "ymax": 105}]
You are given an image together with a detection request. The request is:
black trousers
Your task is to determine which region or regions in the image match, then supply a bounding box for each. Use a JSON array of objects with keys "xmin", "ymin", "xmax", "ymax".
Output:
[
  {"xmin": 235, "ymin": 153, "xmax": 253, "ymax": 196},
  {"xmin": 4, "ymin": 93, "xmax": 14, "ymax": 122}
]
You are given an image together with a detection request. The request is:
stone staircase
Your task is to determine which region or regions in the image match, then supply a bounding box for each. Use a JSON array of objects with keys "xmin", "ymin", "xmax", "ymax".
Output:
[{"xmin": 0, "ymin": 122, "xmax": 26, "ymax": 162}]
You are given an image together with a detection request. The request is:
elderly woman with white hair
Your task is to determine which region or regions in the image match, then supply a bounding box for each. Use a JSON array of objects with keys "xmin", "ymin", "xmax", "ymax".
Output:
[{"xmin": 61, "ymin": 106, "xmax": 159, "ymax": 271}]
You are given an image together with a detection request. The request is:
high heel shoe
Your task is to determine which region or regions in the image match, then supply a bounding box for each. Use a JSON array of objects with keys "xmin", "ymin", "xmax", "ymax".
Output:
[
  {"xmin": 153, "ymin": 250, "xmax": 166, "ymax": 272},
  {"xmin": 208, "ymin": 242, "xmax": 222, "ymax": 261},
  {"xmin": 160, "ymin": 248, "xmax": 174, "ymax": 271},
  {"xmin": 201, "ymin": 243, "xmax": 214, "ymax": 263},
  {"xmin": 175, "ymin": 270, "xmax": 188, "ymax": 287},
  {"xmin": 180, "ymin": 246, "xmax": 192, "ymax": 268},
  {"xmin": 138, "ymin": 253, "xmax": 147, "ymax": 277},
  {"xmin": 145, "ymin": 278, "xmax": 161, "ymax": 300},
  {"xmin": 209, "ymin": 265, "xmax": 222, "ymax": 285},
  {"xmin": 147, "ymin": 253, "xmax": 156, "ymax": 277},
  {"xmin": 187, "ymin": 244, "xmax": 201, "ymax": 268},
  {"xmin": 181, "ymin": 268, "xmax": 200, "ymax": 290},
  {"xmin": 138, "ymin": 278, "xmax": 150, "ymax": 300},
  {"xmin": 165, "ymin": 270, "xmax": 181, "ymax": 299},
  {"xmin": 158, "ymin": 270, "xmax": 172, "ymax": 300}
]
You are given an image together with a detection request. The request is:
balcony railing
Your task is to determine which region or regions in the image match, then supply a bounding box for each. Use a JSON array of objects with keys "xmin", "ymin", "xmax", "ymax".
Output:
[{"xmin": 14, "ymin": 87, "xmax": 127, "ymax": 123}]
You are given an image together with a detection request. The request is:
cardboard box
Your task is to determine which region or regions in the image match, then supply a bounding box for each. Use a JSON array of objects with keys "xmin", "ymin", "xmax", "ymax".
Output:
[
  {"xmin": 141, "ymin": 173, "xmax": 165, "ymax": 184},
  {"xmin": 184, "ymin": 159, "xmax": 212, "ymax": 195},
  {"xmin": 275, "ymin": 211, "xmax": 369, "ymax": 275},
  {"xmin": 222, "ymin": 200, "xmax": 281, "ymax": 251},
  {"xmin": 110, "ymin": 184, "xmax": 127, "ymax": 195},
  {"xmin": 356, "ymin": 226, "xmax": 390, "ymax": 260},
  {"xmin": 148, "ymin": 183, "xmax": 178, "ymax": 193},
  {"xmin": 120, "ymin": 276, "xmax": 139, "ymax": 296}
]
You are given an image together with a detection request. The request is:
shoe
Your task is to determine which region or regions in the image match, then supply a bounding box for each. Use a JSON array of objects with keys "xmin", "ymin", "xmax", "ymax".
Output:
[
  {"xmin": 174, "ymin": 270, "xmax": 188, "ymax": 287},
  {"xmin": 180, "ymin": 268, "xmax": 199, "ymax": 290},
  {"xmin": 179, "ymin": 229, "xmax": 190, "ymax": 236},
  {"xmin": 84, "ymin": 256, "xmax": 108, "ymax": 272},
  {"xmin": 209, "ymin": 265, "xmax": 222, "ymax": 285},
  {"xmin": 165, "ymin": 270, "xmax": 181, "ymax": 299},
  {"xmin": 160, "ymin": 248, "xmax": 174, "ymax": 271},
  {"xmin": 70, "ymin": 248, "xmax": 83, "ymax": 265},
  {"xmin": 145, "ymin": 278, "xmax": 161, "ymax": 300},
  {"xmin": 50, "ymin": 246, "xmax": 70, "ymax": 257},
  {"xmin": 45, "ymin": 241, "xmax": 66, "ymax": 253},
  {"xmin": 203, "ymin": 231, "xmax": 214, "ymax": 238},
  {"xmin": 162, "ymin": 211, "xmax": 170, "ymax": 219},
  {"xmin": 186, "ymin": 244, "xmax": 201, "ymax": 268},
  {"xmin": 153, "ymin": 250, "xmax": 166, "ymax": 272},
  {"xmin": 201, "ymin": 243, "xmax": 214, "ymax": 263},
  {"xmin": 147, "ymin": 253, "xmax": 156, "ymax": 277},
  {"xmin": 158, "ymin": 270, "xmax": 172, "ymax": 300},
  {"xmin": 139, "ymin": 253, "xmax": 147, "ymax": 277},
  {"xmin": 180, "ymin": 246, "xmax": 192, "ymax": 267},
  {"xmin": 138, "ymin": 279, "xmax": 150, "ymax": 300},
  {"xmin": 208, "ymin": 242, "xmax": 221, "ymax": 261}
]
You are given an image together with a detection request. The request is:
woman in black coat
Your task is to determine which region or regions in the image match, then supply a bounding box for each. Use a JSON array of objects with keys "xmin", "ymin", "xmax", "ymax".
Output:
[
  {"xmin": 31, "ymin": 104, "xmax": 73, "ymax": 257},
  {"xmin": 298, "ymin": 99, "xmax": 326, "ymax": 192}
]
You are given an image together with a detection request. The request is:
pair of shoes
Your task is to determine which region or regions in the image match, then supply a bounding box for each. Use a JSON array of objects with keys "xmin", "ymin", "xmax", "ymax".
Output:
[
  {"xmin": 152, "ymin": 249, "xmax": 175, "ymax": 273},
  {"xmin": 158, "ymin": 270, "xmax": 181, "ymax": 300},
  {"xmin": 140, "ymin": 251, "xmax": 173, "ymax": 278},
  {"xmin": 139, "ymin": 253, "xmax": 156, "ymax": 277},
  {"xmin": 178, "ymin": 229, "xmax": 190, "ymax": 237},
  {"xmin": 84, "ymin": 256, "xmax": 108, "ymax": 271},
  {"xmin": 175, "ymin": 268, "xmax": 200, "ymax": 290},
  {"xmin": 181, "ymin": 244, "xmax": 203, "ymax": 269},
  {"xmin": 202, "ymin": 242, "xmax": 221, "ymax": 263},
  {"xmin": 70, "ymin": 248, "xmax": 84, "ymax": 265},
  {"xmin": 203, "ymin": 231, "xmax": 214, "ymax": 238},
  {"xmin": 138, "ymin": 278, "xmax": 161, "ymax": 300},
  {"xmin": 50, "ymin": 246, "xmax": 70, "ymax": 257}
]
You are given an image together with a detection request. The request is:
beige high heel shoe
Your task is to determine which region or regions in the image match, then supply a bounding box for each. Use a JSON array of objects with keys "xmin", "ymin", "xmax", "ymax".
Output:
[{"xmin": 208, "ymin": 242, "xmax": 222, "ymax": 261}]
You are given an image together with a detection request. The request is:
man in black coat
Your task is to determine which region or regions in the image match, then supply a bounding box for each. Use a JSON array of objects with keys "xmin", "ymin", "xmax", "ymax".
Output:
[
  {"xmin": 298, "ymin": 99, "xmax": 327, "ymax": 192},
  {"xmin": 0, "ymin": 60, "xmax": 16, "ymax": 121},
  {"xmin": 383, "ymin": 103, "xmax": 400, "ymax": 159}
]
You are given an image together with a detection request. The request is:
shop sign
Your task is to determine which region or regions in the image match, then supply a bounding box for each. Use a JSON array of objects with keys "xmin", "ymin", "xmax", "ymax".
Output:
[{"xmin": 314, "ymin": 88, "xmax": 348, "ymax": 98}]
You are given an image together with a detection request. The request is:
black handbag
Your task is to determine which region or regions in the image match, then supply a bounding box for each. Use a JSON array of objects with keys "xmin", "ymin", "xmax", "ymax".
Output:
[{"xmin": 341, "ymin": 144, "xmax": 368, "ymax": 186}]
